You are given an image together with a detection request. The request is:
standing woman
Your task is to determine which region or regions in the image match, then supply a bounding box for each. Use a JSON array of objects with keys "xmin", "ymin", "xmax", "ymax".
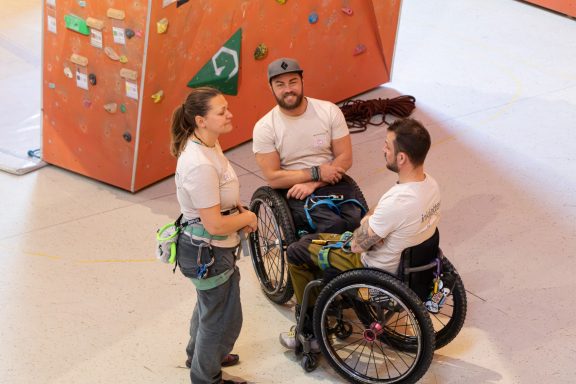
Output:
[{"xmin": 170, "ymin": 87, "xmax": 257, "ymax": 384}]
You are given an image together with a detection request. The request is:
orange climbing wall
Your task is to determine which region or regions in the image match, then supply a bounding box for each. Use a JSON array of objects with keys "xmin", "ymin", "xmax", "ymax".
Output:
[
  {"xmin": 522, "ymin": 0, "xmax": 576, "ymax": 17},
  {"xmin": 42, "ymin": 0, "xmax": 401, "ymax": 191}
]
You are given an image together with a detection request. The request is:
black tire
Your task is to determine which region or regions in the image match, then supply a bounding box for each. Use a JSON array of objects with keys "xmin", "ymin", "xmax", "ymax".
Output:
[
  {"xmin": 431, "ymin": 254, "xmax": 467, "ymax": 349},
  {"xmin": 249, "ymin": 187, "xmax": 296, "ymax": 304},
  {"xmin": 301, "ymin": 353, "xmax": 319, "ymax": 372},
  {"xmin": 342, "ymin": 174, "xmax": 369, "ymax": 213},
  {"xmin": 313, "ymin": 269, "xmax": 435, "ymax": 384}
]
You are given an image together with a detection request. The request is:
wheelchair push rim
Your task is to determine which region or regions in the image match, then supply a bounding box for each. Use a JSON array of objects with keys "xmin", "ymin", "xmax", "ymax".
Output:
[
  {"xmin": 249, "ymin": 198, "xmax": 288, "ymax": 296},
  {"xmin": 314, "ymin": 270, "xmax": 435, "ymax": 384}
]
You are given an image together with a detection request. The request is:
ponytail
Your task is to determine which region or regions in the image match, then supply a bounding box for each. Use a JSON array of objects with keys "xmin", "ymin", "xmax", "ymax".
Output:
[{"xmin": 170, "ymin": 105, "xmax": 192, "ymax": 157}]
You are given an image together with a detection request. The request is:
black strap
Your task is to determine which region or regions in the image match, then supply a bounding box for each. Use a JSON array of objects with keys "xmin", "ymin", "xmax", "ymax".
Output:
[{"xmin": 172, "ymin": 214, "xmax": 184, "ymax": 274}]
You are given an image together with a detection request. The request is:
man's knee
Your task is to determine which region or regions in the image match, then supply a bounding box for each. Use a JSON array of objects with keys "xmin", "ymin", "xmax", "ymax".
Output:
[{"xmin": 287, "ymin": 240, "xmax": 310, "ymax": 265}]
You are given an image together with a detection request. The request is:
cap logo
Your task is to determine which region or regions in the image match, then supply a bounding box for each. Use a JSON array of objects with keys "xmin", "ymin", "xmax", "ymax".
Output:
[{"xmin": 281, "ymin": 61, "xmax": 288, "ymax": 70}]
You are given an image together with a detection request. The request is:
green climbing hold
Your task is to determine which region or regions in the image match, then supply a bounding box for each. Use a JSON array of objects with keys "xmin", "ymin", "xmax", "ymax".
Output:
[
  {"xmin": 64, "ymin": 14, "xmax": 90, "ymax": 36},
  {"xmin": 120, "ymin": 104, "xmax": 127, "ymax": 113},
  {"xmin": 187, "ymin": 29, "xmax": 242, "ymax": 95}
]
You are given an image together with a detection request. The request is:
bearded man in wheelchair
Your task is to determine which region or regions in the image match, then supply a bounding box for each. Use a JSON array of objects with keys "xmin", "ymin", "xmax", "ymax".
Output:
[{"xmin": 278, "ymin": 118, "xmax": 442, "ymax": 351}]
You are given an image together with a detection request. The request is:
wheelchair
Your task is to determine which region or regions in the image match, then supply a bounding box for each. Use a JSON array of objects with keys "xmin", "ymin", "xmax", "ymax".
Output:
[
  {"xmin": 290, "ymin": 229, "xmax": 467, "ymax": 383},
  {"xmin": 248, "ymin": 174, "xmax": 368, "ymax": 304}
]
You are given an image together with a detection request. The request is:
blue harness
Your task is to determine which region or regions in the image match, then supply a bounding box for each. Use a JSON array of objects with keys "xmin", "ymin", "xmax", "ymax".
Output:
[{"xmin": 304, "ymin": 194, "xmax": 367, "ymax": 232}]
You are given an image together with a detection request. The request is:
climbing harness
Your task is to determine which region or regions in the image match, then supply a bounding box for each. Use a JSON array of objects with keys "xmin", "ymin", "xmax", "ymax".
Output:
[
  {"xmin": 315, "ymin": 231, "xmax": 354, "ymax": 271},
  {"xmin": 304, "ymin": 194, "xmax": 367, "ymax": 231}
]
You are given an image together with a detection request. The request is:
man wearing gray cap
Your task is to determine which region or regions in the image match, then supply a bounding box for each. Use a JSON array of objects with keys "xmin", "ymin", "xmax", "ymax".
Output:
[{"xmin": 252, "ymin": 58, "xmax": 364, "ymax": 234}]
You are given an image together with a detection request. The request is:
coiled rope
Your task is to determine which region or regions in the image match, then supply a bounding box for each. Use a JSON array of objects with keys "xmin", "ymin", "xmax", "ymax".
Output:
[{"xmin": 340, "ymin": 95, "xmax": 416, "ymax": 133}]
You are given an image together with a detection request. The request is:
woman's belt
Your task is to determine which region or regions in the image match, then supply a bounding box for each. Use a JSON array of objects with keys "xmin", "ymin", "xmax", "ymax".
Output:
[{"xmin": 181, "ymin": 207, "xmax": 240, "ymax": 241}]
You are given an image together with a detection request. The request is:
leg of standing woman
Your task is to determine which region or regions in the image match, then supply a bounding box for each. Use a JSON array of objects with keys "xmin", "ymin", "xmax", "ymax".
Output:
[
  {"xmin": 189, "ymin": 263, "xmax": 243, "ymax": 384},
  {"xmin": 186, "ymin": 303, "xmax": 200, "ymax": 365}
]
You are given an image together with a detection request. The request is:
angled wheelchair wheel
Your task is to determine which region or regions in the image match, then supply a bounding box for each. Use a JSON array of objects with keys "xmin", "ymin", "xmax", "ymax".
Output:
[
  {"xmin": 313, "ymin": 269, "xmax": 435, "ymax": 384},
  {"xmin": 342, "ymin": 174, "xmax": 369, "ymax": 212},
  {"xmin": 430, "ymin": 254, "xmax": 467, "ymax": 349},
  {"xmin": 249, "ymin": 187, "xmax": 296, "ymax": 304}
]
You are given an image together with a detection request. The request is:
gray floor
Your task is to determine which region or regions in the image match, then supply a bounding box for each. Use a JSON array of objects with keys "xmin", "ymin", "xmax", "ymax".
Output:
[{"xmin": 1, "ymin": 1, "xmax": 576, "ymax": 383}]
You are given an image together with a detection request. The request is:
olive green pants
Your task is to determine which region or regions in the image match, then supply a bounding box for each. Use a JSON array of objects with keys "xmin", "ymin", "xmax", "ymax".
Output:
[{"xmin": 287, "ymin": 233, "xmax": 364, "ymax": 309}]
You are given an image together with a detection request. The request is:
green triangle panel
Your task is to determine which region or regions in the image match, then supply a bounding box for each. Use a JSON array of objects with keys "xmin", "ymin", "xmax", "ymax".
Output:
[{"xmin": 187, "ymin": 29, "xmax": 242, "ymax": 95}]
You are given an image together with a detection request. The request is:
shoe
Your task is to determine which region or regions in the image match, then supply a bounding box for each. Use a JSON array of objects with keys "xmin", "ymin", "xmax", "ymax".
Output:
[
  {"xmin": 221, "ymin": 353, "xmax": 240, "ymax": 367},
  {"xmin": 185, "ymin": 353, "xmax": 240, "ymax": 368},
  {"xmin": 279, "ymin": 327, "xmax": 320, "ymax": 352},
  {"xmin": 221, "ymin": 380, "xmax": 246, "ymax": 384}
]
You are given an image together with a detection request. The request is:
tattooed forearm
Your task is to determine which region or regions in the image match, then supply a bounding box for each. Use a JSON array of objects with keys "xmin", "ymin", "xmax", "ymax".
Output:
[{"xmin": 351, "ymin": 218, "xmax": 382, "ymax": 252}]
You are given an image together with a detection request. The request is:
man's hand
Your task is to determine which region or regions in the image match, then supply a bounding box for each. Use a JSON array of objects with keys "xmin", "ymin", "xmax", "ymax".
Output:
[
  {"xmin": 287, "ymin": 182, "xmax": 316, "ymax": 200},
  {"xmin": 319, "ymin": 163, "xmax": 345, "ymax": 184}
]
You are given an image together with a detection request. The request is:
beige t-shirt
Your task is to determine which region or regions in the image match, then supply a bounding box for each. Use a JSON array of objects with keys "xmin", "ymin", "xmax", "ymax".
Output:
[
  {"xmin": 252, "ymin": 97, "xmax": 349, "ymax": 170},
  {"xmin": 362, "ymin": 174, "xmax": 441, "ymax": 274},
  {"xmin": 175, "ymin": 139, "xmax": 240, "ymax": 248}
]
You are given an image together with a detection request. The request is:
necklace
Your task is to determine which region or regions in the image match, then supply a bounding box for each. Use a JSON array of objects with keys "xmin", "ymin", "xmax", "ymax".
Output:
[{"xmin": 192, "ymin": 133, "xmax": 215, "ymax": 148}]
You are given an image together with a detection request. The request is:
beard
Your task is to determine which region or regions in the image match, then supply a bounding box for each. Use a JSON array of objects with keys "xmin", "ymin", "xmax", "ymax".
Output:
[
  {"xmin": 275, "ymin": 91, "xmax": 304, "ymax": 110},
  {"xmin": 385, "ymin": 153, "xmax": 399, "ymax": 173}
]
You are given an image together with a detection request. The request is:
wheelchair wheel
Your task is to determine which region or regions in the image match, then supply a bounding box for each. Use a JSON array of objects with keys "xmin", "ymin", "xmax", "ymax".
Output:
[
  {"xmin": 313, "ymin": 269, "xmax": 435, "ymax": 384},
  {"xmin": 431, "ymin": 255, "xmax": 467, "ymax": 349},
  {"xmin": 342, "ymin": 174, "xmax": 369, "ymax": 212},
  {"xmin": 249, "ymin": 186, "xmax": 296, "ymax": 304}
]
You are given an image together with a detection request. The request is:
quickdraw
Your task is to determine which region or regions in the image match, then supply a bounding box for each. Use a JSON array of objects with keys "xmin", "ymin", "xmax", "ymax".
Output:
[{"xmin": 304, "ymin": 194, "xmax": 367, "ymax": 231}]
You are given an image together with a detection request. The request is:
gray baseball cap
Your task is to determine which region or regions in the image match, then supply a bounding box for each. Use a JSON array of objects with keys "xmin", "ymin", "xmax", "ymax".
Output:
[{"xmin": 267, "ymin": 58, "xmax": 303, "ymax": 82}]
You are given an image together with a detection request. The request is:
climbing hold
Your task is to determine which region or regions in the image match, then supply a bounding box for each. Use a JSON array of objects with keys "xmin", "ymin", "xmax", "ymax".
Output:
[
  {"xmin": 120, "ymin": 104, "xmax": 127, "ymax": 113},
  {"xmin": 88, "ymin": 73, "xmax": 96, "ymax": 85},
  {"xmin": 104, "ymin": 103, "xmax": 118, "ymax": 113},
  {"xmin": 86, "ymin": 17, "xmax": 104, "ymax": 30},
  {"xmin": 122, "ymin": 132, "xmax": 132, "ymax": 142},
  {"xmin": 276, "ymin": 0, "xmax": 287, "ymax": 4},
  {"xmin": 353, "ymin": 44, "xmax": 367, "ymax": 56},
  {"xmin": 125, "ymin": 29, "xmax": 135, "ymax": 39},
  {"xmin": 157, "ymin": 18, "xmax": 169, "ymax": 34},
  {"xmin": 70, "ymin": 53, "xmax": 88, "ymax": 67},
  {"xmin": 253, "ymin": 43, "xmax": 268, "ymax": 60},
  {"xmin": 135, "ymin": 30, "xmax": 144, "ymax": 38},
  {"xmin": 83, "ymin": 99, "xmax": 92, "ymax": 108},
  {"xmin": 64, "ymin": 14, "xmax": 90, "ymax": 35},
  {"xmin": 308, "ymin": 12, "xmax": 319, "ymax": 24},
  {"xmin": 104, "ymin": 46, "xmax": 120, "ymax": 61},
  {"xmin": 64, "ymin": 67, "xmax": 73, "ymax": 79},
  {"xmin": 119, "ymin": 55, "xmax": 128, "ymax": 63},
  {"xmin": 151, "ymin": 90, "xmax": 164, "ymax": 103},
  {"xmin": 78, "ymin": 1, "xmax": 86, "ymax": 7},
  {"xmin": 120, "ymin": 68, "xmax": 138, "ymax": 81},
  {"xmin": 48, "ymin": 83, "xmax": 56, "ymax": 89},
  {"xmin": 107, "ymin": 8, "xmax": 125, "ymax": 20},
  {"xmin": 341, "ymin": 7, "xmax": 353, "ymax": 16}
]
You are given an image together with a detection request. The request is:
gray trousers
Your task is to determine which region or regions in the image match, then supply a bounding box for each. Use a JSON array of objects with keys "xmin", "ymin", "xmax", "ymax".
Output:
[{"xmin": 180, "ymin": 243, "xmax": 243, "ymax": 384}]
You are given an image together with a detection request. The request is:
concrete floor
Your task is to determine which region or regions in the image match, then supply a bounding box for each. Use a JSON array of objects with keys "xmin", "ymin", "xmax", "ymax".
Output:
[{"xmin": 1, "ymin": 0, "xmax": 576, "ymax": 383}]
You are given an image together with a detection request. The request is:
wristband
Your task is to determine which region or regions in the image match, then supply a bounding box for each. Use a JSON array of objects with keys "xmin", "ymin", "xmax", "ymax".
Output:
[{"xmin": 310, "ymin": 166, "xmax": 320, "ymax": 182}]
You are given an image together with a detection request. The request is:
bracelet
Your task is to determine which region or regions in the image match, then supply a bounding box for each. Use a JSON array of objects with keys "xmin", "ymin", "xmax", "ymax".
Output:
[{"xmin": 310, "ymin": 166, "xmax": 320, "ymax": 182}]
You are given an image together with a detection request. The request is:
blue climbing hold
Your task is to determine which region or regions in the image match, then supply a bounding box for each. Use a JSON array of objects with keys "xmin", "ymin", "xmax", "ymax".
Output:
[{"xmin": 308, "ymin": 12, "xmax": 319, "ymax": 24}]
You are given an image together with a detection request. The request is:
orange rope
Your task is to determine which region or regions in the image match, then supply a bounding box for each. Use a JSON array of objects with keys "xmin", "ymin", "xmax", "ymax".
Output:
[{"xmin": 340, "ymin": 95, "xmax": 416, "ymax": 133}]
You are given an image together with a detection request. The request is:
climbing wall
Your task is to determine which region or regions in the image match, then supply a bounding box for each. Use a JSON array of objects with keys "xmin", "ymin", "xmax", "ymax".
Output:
[
  {"xmin": 522, "ymin": 0, "xmax": 576, "ymax": 17},
  {"xmin": 42, "ymin": 0, "xmax": 401, "ymax": 191}
]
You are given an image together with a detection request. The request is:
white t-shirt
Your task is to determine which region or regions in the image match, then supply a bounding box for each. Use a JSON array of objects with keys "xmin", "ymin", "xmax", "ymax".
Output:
[
  {"xmin": 252, "ymin": 97, "xmax": 349, "ymax": 170},
  {"xmin": 361, "ymin": 174, "xmax": 441, "ymax": 274},
  {"xmin": 175, "ymin": 139, "xmax": 240, "ymax": 248}
]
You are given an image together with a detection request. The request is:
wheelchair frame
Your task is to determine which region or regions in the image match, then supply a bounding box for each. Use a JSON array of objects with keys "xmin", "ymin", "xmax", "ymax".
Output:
[
  {"xmin": 290, "ymin": 240, "xmax": 467, "ymax": 383},
  {"xmin": 248, "ymin": 175, "xmax": 367, "ymax": 304}
]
